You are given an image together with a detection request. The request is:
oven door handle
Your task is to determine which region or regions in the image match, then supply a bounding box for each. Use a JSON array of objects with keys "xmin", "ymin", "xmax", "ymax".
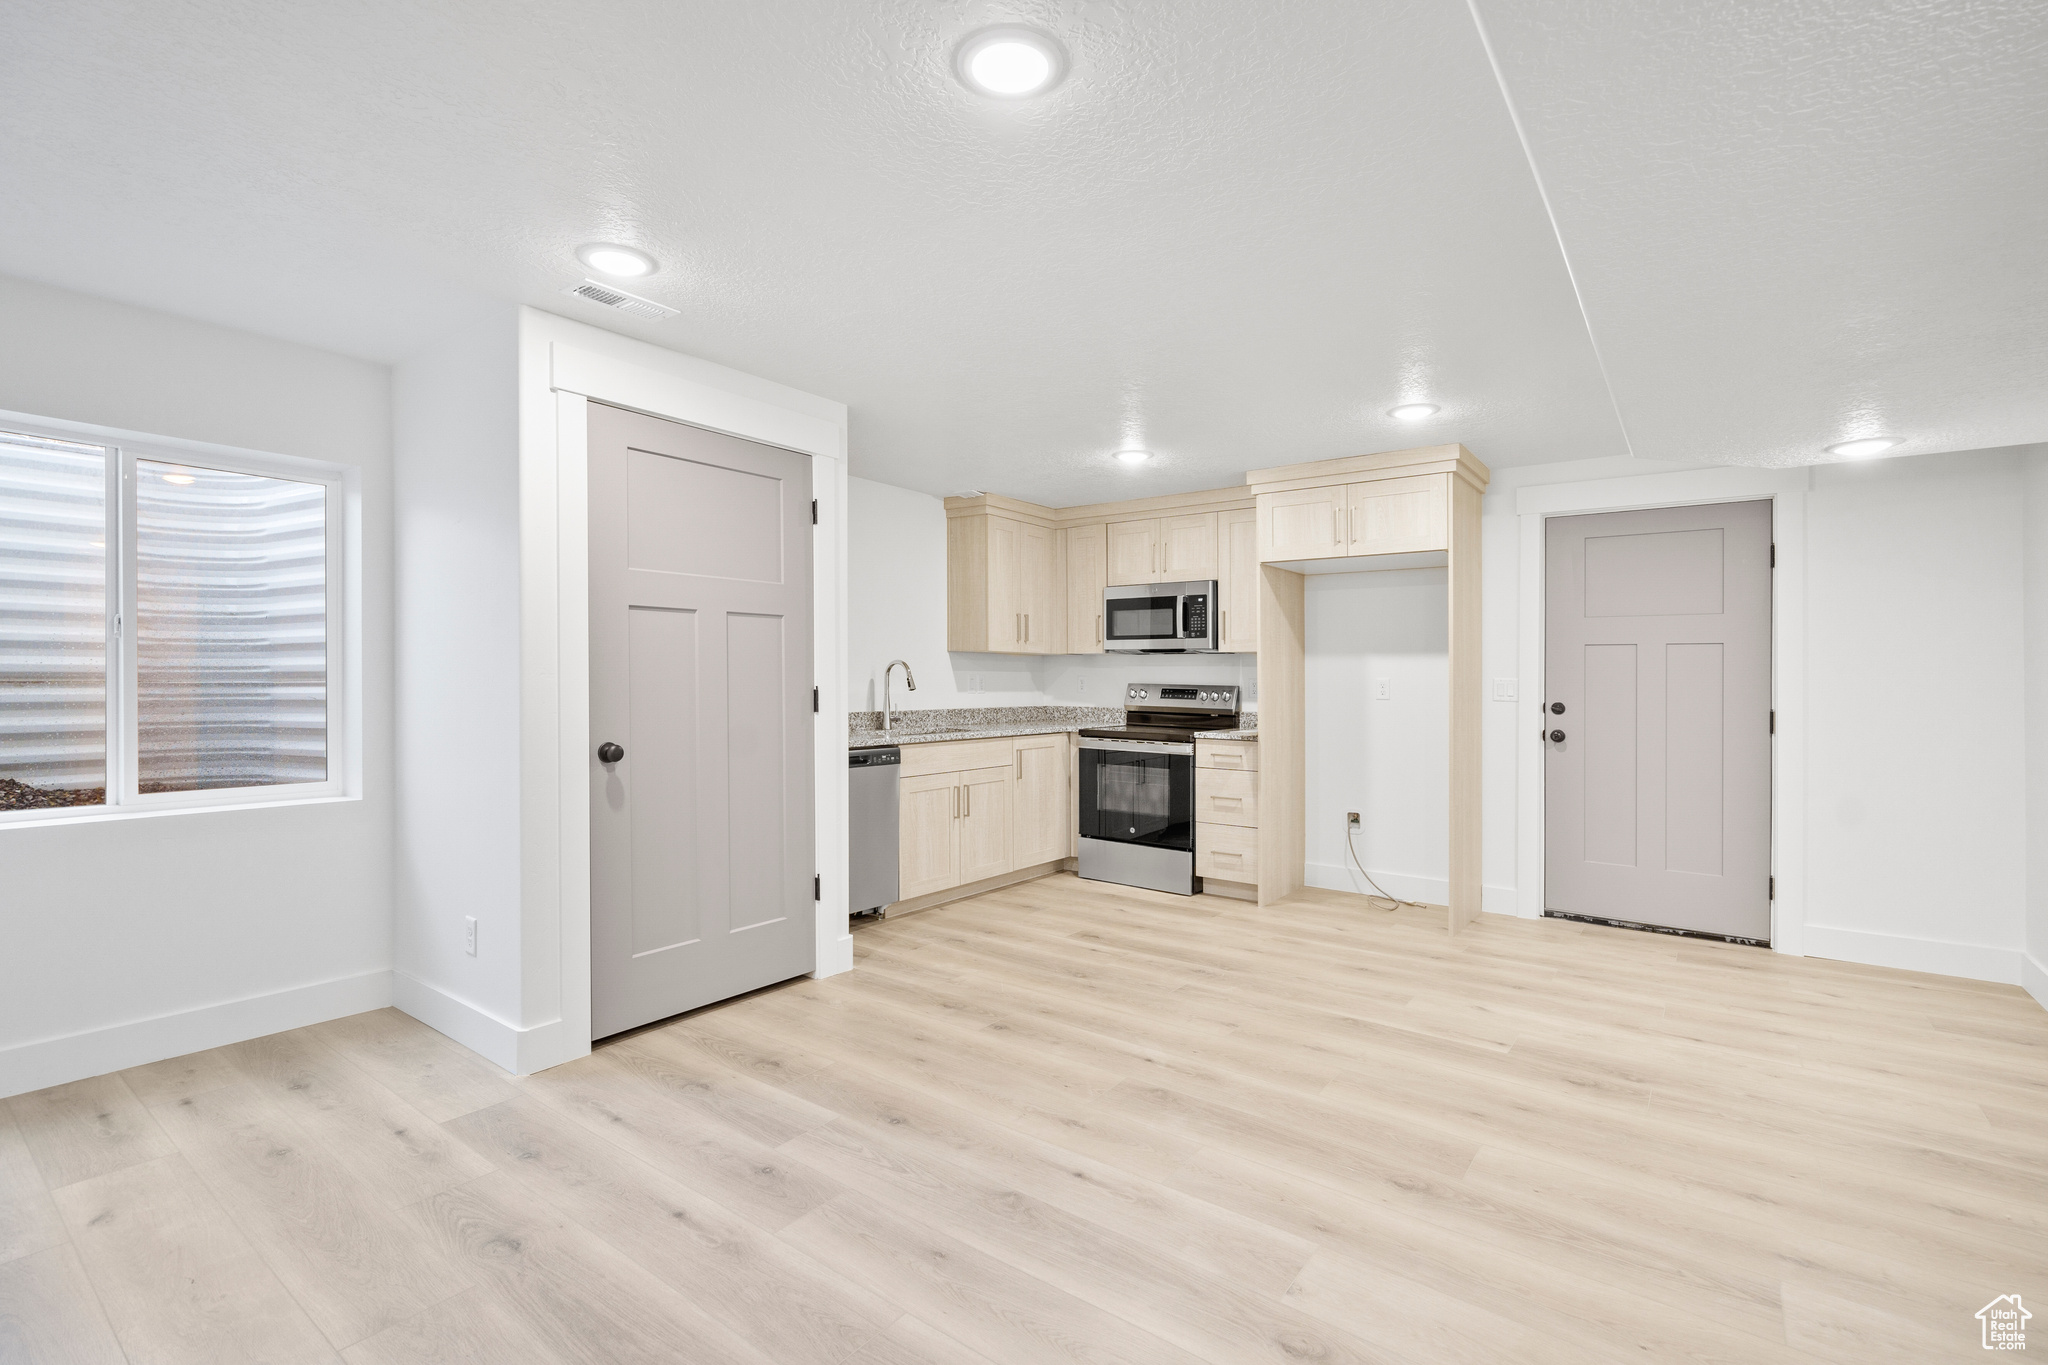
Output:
[{"xmin": 1079, "ymin": 737, "xmax": 1195, "ymax": 756}]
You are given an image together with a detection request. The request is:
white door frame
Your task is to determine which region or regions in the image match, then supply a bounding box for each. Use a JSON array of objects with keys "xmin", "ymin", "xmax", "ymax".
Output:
[
  {"xmin": 521, "ymin": 316, "xmax": 850, "ymax": 1070},
  {"xmin": 1514, "ymin": 466, "xmax": 1811, "ymax": 955}
]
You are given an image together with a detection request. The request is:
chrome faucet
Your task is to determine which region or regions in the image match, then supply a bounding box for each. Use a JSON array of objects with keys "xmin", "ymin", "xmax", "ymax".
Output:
[{"xmin": 882, "ymin": 659, "xmax": 917, "ymax": 734}]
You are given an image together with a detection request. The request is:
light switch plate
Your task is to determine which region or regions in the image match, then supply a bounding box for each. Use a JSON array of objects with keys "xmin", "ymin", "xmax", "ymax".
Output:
[{"xmin": 1493, "ymin": 678, "xmax": 1518, "ymax": 701}]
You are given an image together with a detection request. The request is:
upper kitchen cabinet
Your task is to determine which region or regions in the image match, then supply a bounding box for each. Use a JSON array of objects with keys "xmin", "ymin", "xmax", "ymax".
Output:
[
  {"xmin": 947, "ymin": 496, "xmax": 1064, "ymax": 654},
  {"xmin": 1254, "ymin": 451, "xmax": 1478, "ymax": 563},
  {"xmin": 1218, "ymin": 508, "xmax": 1258, "ymax": 652},
  {"xmin": 1107, "ymin": 512, "xmax": 1219, "ymax": 585},
  {"xmin": 1064, "ymin": 523, "xmax": 1106, "ymax": 653}
]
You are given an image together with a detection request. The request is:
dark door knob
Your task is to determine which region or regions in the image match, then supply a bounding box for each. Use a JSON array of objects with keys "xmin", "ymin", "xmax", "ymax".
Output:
[
  {"xmin": 1549, "ymin": 702, "xmax": 1566, "ymax": 715},
  {"xmin": 597, "ymin": 742, "xmax": 625, "ymax": 764},
  {"xmin": 1548, "ymin": 729, "xmax": 1566, "ymax": 743}
]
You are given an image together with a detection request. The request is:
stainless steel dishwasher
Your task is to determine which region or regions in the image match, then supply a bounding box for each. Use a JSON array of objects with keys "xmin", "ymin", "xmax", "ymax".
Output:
[{"xmin": 848, "ymin": 746, "xmax": 901, "ymax": 914}]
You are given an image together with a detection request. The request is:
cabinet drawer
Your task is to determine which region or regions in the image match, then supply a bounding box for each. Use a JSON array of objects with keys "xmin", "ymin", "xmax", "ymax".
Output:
[
  {"xmin": 899, "ymin": 737, "xmax": 1024, "ymax": 777},
  {"xmin": 1196, "ymin": 822, "xmax": 1258, "ymax": 881},
  {"xmin": 1195, "ymin": 767, "xmax": 1258, "ymax": 826},
  {"xmin": 1196, "ymin": 739, "xmax": 1259, "ymax": 772}
]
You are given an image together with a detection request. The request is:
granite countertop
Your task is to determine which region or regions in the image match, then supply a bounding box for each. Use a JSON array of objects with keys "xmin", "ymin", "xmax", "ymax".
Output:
[{"xmin": 849, "ymin": 705, "xmax": 1257, "ymax": 748}]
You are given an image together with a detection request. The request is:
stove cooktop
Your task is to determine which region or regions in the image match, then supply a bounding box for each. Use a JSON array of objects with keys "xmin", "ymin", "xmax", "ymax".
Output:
[{"xmin": 1078, "ymin": 719, "xmax": 1241, "ymax": 742}]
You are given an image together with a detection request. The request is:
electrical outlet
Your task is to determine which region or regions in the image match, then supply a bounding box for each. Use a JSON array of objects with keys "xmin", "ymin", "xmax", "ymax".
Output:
[
  {"xmin": 1077, "ymin": 675, "xmax": 1087, "ymax": 695},
  {"xmin": 1373, "ymin": 678, "xmax": 1390, "ymax": 700},
  {"xmin": 966, "ymin": 674, "xmax": 981, "ymax": 693},
  {"xmin": 1346, "ymin": 812, "xmax": 1361, "ymax": 828},
  {"xmin": 464, "ymin": 916, "xmax": 477, "ymax": 956}
]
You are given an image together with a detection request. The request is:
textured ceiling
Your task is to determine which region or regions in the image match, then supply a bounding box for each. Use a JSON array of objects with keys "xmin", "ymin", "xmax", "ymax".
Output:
[
  {"xmin": 1474, "ymin": 0, "xmax": 2048, "ymax": 469},
  {"xmin": 0, "ymin": 1, "xmax": 2038, "ymax": 499}
]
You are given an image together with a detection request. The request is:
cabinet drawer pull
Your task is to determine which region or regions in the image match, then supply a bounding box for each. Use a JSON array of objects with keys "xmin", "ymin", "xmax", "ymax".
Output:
[
  {"xmin": 1096, "ymin": 613, "xmax": 1103, "ymax": 644},
  {"xmin": 1212, "ymin": 795, "xmax": 1243, "ymax": 806}
]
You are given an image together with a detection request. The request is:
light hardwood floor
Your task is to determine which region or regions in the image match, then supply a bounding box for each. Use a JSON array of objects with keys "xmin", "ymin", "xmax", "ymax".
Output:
[{"xmin": 4, "ymin": 875, "xmax": 2045, "ymax": 1364}]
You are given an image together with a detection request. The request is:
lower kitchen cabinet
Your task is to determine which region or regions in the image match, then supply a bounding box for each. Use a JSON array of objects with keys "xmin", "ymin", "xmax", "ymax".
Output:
[
  {"xmin": 1011, "ymin": 733, "xmax": 1070, "ymax": 867},
  {"xmin": 1195, "ymin": 740, "xmax": 1260, "ymax": 885},
  {"xmin": 899, "ymin": 771, "xmax": 963, "ymax": 898},
  {"xmin": 896, "ymin": 733, "xmax": 1075, "ymax": 904},
  {"xmin": 958, "ymin": 765, "xmax": 1013, "ymax": 883}
]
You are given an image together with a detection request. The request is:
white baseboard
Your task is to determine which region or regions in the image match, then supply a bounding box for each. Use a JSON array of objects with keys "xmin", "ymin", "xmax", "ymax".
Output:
[
  {"xmin": 0, "ymin": 968, "xmax": 393, "ymax": 1101},
  {"xmin": 391, "ymin": 972, "xmax": 582, "ymax": 1076},
  {"xmin": 1802, "ymin": 925, "xmax": 2022, "ymax": 986},
  {"xmin": 1304, "ymin": 861, "xmax": 1519, "ymax": 917},
  {"xmin": 2022, "ymin": 950, "xmax": 2048, "ymax": 1013}
]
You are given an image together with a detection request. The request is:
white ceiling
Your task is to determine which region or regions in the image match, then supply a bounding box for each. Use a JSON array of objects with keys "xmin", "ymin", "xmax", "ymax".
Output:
[{"xmin": 0, "ymin": 1, "xmax": 2038, "ymax": 502}]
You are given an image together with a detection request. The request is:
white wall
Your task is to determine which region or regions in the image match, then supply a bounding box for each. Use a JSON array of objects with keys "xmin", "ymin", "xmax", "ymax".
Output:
[
  {"xmin": 847, "ymin": 477, "xmax": 1041, "ymax": 709},
  {"xmin": 0, "ymin": 274, "xmax": 394, "ymax": 1098},
  {"xmin": 1798, "ymin": 450, "xmax": 2027, "ymax": 979},
  {"xmin": 390, "ymin": 310, "xmax": 525, "ymax": 1054},
  {"xmin": 2019, "ymin": 449, "xmax": 2048, "ymax": 1009},
  {"xmin": 1303, "ymin": 569, "xmax": 1452, "ymax": 904}
]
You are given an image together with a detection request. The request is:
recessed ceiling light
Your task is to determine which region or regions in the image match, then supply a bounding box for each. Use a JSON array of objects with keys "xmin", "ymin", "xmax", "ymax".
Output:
[
  {"xmin": 1388, "ymin": 403, "xmax": 1440, "ymax": 421},
  {"xmin": 575, "ymin": 243, "xmax": 658, "ymax": 279},
  {"xmin": 1115, "ymin": 449, "xmax": 1152, "ymax": 465},
  {"xmin": 956, "ymin": 26, "xmax": 1065, "ymax": 98},
  {"xmin": 1825, "ymin": 436, "xmax": 1898, "ymax": 459}
]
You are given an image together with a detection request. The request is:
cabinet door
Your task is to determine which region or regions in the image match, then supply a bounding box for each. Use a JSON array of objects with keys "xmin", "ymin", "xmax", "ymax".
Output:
[
  {"xmin": 1160, "ymin": 512, "xmax": 1219, "ymax": 582},
  {"xmin": 1020, "ymin": 522, "xmax": 1059, "ymax": 653},
  {"xmin": 1218, "ymin": 508, "xmax": 1258, "ymax": 653},
  {"xmin": 958, "ymin": 766, "xmax": 1013, "ymax": 883},
  {"xmin": 1258, "ymin": 487, "xmax": 1345, "ymax": 561},
  {"xmin": 1107, "ymin": 518, "xmax": 1159, "ymax": 585},
  {"xmin": 899, "ymin": 772, "xmax": 960, "ymax": 899},
  {"xmin": 1065, "ymin": 524, "xmax": 1106, "ymax": 654},
  {"xmin": 986, "ymin": 514, "xmax": 1026, "ymax": 651},
  {"xmin": 1347, "ymin": 475, "xmax": 1448, "ymax": 555},
  {"xmin": 1010, "ymin": 735, "xmax": 1069, "ymax": 867}
]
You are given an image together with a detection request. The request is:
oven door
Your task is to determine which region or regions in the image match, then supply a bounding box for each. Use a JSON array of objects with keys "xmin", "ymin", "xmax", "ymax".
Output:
[{"xmin": 1078, "ymin": 738, "xmax": 1194, "ymax": 851}]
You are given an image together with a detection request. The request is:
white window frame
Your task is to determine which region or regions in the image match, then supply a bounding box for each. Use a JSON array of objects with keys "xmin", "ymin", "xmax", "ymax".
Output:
[{"xmin": 0, "ymin": 410, "xmax": 354, "ymax": 825}]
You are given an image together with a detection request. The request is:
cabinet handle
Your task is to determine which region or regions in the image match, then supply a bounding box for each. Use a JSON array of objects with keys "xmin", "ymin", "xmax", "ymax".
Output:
[{"xmin": 1096, "ymin": 613, "xmax": 1103, "ymax": 644}]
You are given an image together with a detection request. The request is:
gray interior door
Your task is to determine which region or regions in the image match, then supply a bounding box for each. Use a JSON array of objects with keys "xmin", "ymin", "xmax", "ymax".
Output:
[
  {"xmin": 1544, "ymin": 500, "xmax": 1771, "ymax": 942},
  {"xmin": 589, "ymin": 402, "xmax": 814, "ymax": 1039}
]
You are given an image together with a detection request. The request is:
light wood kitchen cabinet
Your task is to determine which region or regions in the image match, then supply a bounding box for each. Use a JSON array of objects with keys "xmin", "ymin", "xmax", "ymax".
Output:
[
  {"xmin": 1196, "ymin": 740, "xmax": 1260, "ymax": 886},
  {"xmin": 1064, "ymin": 523, "xmax": 1106, "ymax": 653},
  {"xmin": 1106, "ymin": 512, "xmax": 1219, "ymax": 585},
  {"xmin": 1107, "ymin": 519, "xmax": 1157, "ymax": 586},
  {"xmin": 894, "ymin": 734, "xmax": 1076, "ymax": 906},
  {"xmin": 949, "ymin": 509, "xmax": 1063, "ymax": 654},
  {"xmin": 1347, "ymin": 474, "xmax": 1447, "ymax": 555},
  {"xmin": 957, "ymin": 766, "xmax": 1013, "ymax": 882},
  {"xmin": 1259, "ymin": 474, "xmax": 1449, "ymax": 562},
  {"xmin": 1218, "ymin": 508, "xmax": 1258, "ymax": 653},
  {"xmin": 899, "ymin": 772, "xmax": 963, "ymax": 898},
  {"xmin": 1258, "ymin": 485, "xmax": 1347, "ymax": 561},
  {"xmin": 1010, "ymin": 734, "xmax": 1069, "ymax": 867}
]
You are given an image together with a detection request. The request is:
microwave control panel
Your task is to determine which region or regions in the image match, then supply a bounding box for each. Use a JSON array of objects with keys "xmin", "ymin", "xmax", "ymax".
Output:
[{"xmin": 1180, "ymin": 593, "xmax": 1209, "ymax": 637}]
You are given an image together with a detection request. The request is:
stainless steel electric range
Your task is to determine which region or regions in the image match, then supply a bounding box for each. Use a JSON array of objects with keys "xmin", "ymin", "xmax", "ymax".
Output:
[{"xmin": 1076, "ymin": 683, "xmax": 1242, "ymax": 896}]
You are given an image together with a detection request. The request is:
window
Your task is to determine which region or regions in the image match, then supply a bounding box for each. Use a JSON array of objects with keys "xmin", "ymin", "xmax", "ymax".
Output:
[{"xmin": 0, "ymin": 421, "xmax": 343, "ymax": 819}]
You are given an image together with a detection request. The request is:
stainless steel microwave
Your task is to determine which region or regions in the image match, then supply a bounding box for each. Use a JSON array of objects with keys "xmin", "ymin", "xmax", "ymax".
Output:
[{"xmin": 1103, "ymin": 580, "xmax": 1219, "ymax": 652}]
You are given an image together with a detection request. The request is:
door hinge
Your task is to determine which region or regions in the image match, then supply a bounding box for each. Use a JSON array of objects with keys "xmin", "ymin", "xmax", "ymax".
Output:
[
  {"xmin": 814, "ymin": 874, "xmax": 822, "ymax": 901},
  {"xmin": 1769, "ymin": 875, "xmax": 1775, "ymax": 900},
  {"xmin": 1770, "ymin": 709, "xmax": 1775, "ymax": 734},
  {"xmin": 1769, "ymin": 543, "xmax": 1776, "ymax": 568},
  {"xmin": 811, "ymin": 498, "xmax": 818, "ymax": 525},
  {"xmin": 812, "ymin": 685, "xmax": 819, "ymax": 713}
]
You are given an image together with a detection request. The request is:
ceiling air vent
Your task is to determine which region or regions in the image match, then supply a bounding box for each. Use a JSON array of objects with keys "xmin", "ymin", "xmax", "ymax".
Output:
[{"xmin": 562, "ymin": 280, "xmax": 677, "ymax": 320}]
